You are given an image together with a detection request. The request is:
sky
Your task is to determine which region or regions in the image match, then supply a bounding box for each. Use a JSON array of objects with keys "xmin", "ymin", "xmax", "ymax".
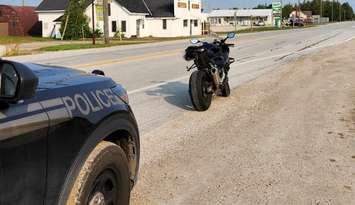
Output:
[{"xmin": 1, "ymin": 0, "xmax": 354, "ymax": 10}]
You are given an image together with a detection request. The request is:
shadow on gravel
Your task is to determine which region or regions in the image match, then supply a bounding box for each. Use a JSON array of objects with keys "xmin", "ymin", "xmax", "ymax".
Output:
[{"xmin": 146, "ymin": 81, "xmax": 194, "ymax": 111}]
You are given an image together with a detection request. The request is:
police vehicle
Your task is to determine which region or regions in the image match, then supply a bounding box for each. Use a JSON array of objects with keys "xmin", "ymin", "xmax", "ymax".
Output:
[{"xmin": 0, "ymin": 60, "xmax": 140, "ymax": 205}]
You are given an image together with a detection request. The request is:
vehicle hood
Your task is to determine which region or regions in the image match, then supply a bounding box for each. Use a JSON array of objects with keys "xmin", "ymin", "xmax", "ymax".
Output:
[{"xmin": 24, "ymin": 63, "xmax": 114, "ymax": 91}]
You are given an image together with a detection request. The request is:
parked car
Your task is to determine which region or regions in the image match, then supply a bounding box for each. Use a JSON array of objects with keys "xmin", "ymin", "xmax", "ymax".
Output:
[
  {"xmin": 253, "ymin": 20, "xmax": 266, "ymax": 26},
  {"xmin": 0, "ymin": 60, "xmax": 140, "ymax": 205},
  {"xmin": 288, "ymin": 18, "xmax": 305, "ymax": 27}
]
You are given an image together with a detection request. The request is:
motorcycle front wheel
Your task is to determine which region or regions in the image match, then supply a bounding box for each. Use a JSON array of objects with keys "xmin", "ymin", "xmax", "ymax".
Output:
[{"xmin": 189, "ymin": 70, "xmax": 213, "ymax": 111}]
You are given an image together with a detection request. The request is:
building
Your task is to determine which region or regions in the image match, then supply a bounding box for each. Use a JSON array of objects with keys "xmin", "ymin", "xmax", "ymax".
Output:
[
  {"xmin": 0, "ymin": 5, "xmax": 39, "ymax": 36},
  {"xmin": 208, "ymin": 9, "xmax": 273, "ymax": 32},
  {"xmin": 312, "ymin": 15, "xmax": 329, "ymax": 24},
  {"xmin": 36, "ymin": 0, "xmax": 202, "ymax": 38}
]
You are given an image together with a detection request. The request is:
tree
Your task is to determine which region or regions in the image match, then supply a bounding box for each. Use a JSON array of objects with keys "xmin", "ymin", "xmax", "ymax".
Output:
[
  {"xmin": 60, "ymin": 0, "xmax": 91, "ymax": 40},
  {"xmin": 342, "ymin": 2, "xmax": 354, "ymax": 20},
  {"xmin": 282, "ymin": 4, "xmax": 294, "ymax": 18},
  {"xmin": 253, "ymin": 4, "xmax": 272, "ymax": 9},
  {"xmin": 290, "ymin": 0, "xmax": 354, "ymax": 21}
]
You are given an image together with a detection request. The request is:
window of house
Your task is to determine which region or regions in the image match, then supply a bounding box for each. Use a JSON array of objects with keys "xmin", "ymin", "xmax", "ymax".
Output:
[
  {"xmin": 0, "ymin": 11, "xmax": 2, "ymax": 17},
  {"xmin": 121, "ymin": 21, "xmax": 126, "ymax": 32},
  {"xmin": 183, "ymin": 19, "xmax": 188, "ymax": 27},
  {"xmin": 108, "ymin": 3, "xmax": 111, "ymax": 16},
  {"xmin": 194, "ymin": 20, "xmax": 198, "ymax": 27},
  {"xmin": 218, "ymin": 18, "xmax": 222, "ymax": 24},
  {"xmin": 163, "ymin": 19, "xmax": 167, "ymax": 30},
  {"xmin": 112, "ymin": 21, "xmax": 117, "ymax": 32}
]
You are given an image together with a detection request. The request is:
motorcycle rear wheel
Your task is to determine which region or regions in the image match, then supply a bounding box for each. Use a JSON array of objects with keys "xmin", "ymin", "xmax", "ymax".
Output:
[{"xmin": 189, "ymin": 70, "xmax": 213, "ymax": 111}]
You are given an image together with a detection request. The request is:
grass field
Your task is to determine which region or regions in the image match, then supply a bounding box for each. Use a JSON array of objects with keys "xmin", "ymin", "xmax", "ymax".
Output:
[
  {"xmin": 0, "ymin": 36, "xmax": 52, "ymax": 45},
  {"xmin": 40, "ymin": 41, "xmax": 151, "ymax": 51},
  {"xmin": 40, "ymin": 37, "xmax": 192, "ymax": 51},
  {"xmin": 216, "ymin": 25, "xmax": 316, "ymax": 35}
]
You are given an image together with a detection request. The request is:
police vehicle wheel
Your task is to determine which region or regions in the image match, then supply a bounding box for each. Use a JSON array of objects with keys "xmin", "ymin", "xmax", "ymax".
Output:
[
  {"xmin": 67, "ymin": 141, "xmax": 130, "ymax": 205},
  {"xmin": 189, "ymin": 70, "xmax": 212, "ymax": 111}
]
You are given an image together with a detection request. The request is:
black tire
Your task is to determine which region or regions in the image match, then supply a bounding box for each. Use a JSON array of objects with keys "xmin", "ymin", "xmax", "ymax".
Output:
[
  {"xmin": 220, "ymin": 78, "xmax": 231, "ymax": 97},
  {"xmin": 189, "ymin": 70, "xmax": 213, "ymax": 111},
  {"xmin": 67, "ymin": 141, "xmax": 130, "ymax": 205}
]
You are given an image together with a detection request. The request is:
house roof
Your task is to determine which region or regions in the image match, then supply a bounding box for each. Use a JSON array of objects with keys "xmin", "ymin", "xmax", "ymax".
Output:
[
  {"xmin": 36, "ymin": 0, "xmax": 175, "ymax": 17},
  {"xmin": 209, "ymin": 9, "xmax": 273, "ymax": 18},
  {"xmin": 117, "ymin": 0, "xmax": 150, "ymax": 14},
  {"xmin": 303, "ymin": 11, "xmax": 312, "ymax": 17},
  {"xmin": 145, "ymin": 0, "xmax": 174, "ymax": 17},
  {"xmin": 36, "ymin": 0, "xmax": 150, "ymax": 14},
  {"xmin": 36, "ymin": 0, "xmax": 69, "ymax": 11}
]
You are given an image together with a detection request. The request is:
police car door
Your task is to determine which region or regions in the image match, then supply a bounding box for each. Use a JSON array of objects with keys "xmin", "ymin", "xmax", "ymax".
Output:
[{"xmin": 0, "ymin": 102, "xmax": 49, "ymax": 205}]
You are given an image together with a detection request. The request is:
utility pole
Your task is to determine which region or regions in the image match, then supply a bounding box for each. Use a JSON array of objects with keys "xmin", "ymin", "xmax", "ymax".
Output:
[
  {"xmin": 331, "ymin": 0, "xmax": 334, "ymax": 22},
  {"xmin": 103, "ymin": 0, "xmax": 110, "ymax": 44},
  {"xmin": 91, "ymin": 0, "xmax": 96, "ymax": 45},
  {"xmin": 22, "ymin": 0, "xmax": 25, "ymax": 6},
  {"xmin": 320, "ymin": 0, "xmax": 323, "ymax": 24},
  {"xmin": 234, "ymin": 10, "xmax": 237, "ymax": 33},
  {"xmin": 339, "ymin": 1, "xmax": 341, "ymax": 21},
  {"xmin": 280, "ymin": 0, "xmax": 283, "ymax": 29}
]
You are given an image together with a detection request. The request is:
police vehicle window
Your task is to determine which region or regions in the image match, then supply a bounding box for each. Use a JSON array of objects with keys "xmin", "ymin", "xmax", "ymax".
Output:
[{"xmin": 0, "ymin": 63, "xmax": 18, "ymax": 97}]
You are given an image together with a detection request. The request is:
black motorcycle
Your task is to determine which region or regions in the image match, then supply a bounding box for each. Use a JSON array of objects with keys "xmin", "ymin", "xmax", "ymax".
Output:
[{"xmin": 184, "ymin": 33, "xmax": 236, "ymax": 111}]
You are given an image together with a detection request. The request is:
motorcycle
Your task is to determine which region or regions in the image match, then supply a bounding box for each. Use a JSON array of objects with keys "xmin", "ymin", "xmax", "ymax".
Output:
[{"xmin": 184, "ymin": 32, "xmax": 236, "ymax": 111}]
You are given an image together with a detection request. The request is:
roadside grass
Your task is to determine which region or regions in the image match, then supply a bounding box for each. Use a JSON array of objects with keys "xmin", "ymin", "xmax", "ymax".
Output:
[
  {"xmin": 41, "ymin": 41, "xmax": 149, "ymax": 51},
  {"xmin": 217, "ymin": 25, "xmax": 316, "ymax": 35},
  {"xmin": 40, "ymin": 36, "xmax": 193, "ymax": 52},
  {"xmin": 0, "ymin": 36, "xmax": 52, "ymax": 45}
]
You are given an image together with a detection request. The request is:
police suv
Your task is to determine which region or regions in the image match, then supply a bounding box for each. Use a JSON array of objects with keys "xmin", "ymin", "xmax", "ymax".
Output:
[{"xmin": 0, "ymin": 60, "xmax": 140, "ymax": 205}]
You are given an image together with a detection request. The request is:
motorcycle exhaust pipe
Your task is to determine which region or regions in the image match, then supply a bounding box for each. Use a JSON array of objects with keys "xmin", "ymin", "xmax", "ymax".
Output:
[{"xmin": 211, "ymin": 68, "xmax": 222, "ymax": 88}]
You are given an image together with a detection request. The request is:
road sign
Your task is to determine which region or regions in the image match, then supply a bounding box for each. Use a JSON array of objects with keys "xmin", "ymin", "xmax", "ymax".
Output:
[
  {"xmin": 272, "ymin": 1, "xmax": 282, "ymax": 28},
  {"xmin": 272, "ymin": 1, "xmax": 282, "ymax": 14}
]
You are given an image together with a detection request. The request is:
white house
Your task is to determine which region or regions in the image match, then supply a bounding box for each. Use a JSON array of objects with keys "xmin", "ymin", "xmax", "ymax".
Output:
[
  {"xmin": 208, "ymin": 9, "xmax": 273, "ymax": 32},
  {"xmin": 36, "ymin": 0, "xmax": 203, "ymax": 38}
]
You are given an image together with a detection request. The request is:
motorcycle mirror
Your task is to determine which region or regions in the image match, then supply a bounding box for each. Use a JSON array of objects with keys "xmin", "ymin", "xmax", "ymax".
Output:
[
  {"xmin": 227, "ymin": 32, "xmax": 236, "ymax": 39},
  {"xmin": 190, "ymin": 38, "xmax": 200, "ymax": 44}
]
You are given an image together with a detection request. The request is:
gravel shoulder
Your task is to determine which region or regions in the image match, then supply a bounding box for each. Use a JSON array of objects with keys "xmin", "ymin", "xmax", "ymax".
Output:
[{"xmin": 132, "ymin": 40, "xmax": 355, "ymax": 205}]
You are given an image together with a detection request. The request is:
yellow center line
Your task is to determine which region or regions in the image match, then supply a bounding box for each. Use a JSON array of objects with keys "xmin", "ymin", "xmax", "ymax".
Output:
[{"xmin": 73, "ymin": 48, "xmax": 182, "ymax": 69}]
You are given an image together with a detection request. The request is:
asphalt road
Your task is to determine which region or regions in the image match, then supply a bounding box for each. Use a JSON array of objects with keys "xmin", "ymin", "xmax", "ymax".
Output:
[{"xmin": 7, "ymin": 22, "xmax": 355, "ymax": 134}]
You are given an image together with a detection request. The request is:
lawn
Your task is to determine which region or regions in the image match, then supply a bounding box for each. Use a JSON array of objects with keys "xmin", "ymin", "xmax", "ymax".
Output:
[
  {"xmin": 40, "ymin": 40, "xmax": 153, "ymax": 51},
  {"xmin": 40, "ymin": 37, "xmax": 193, "ymax": 52},
  {"xmin": 217, "ymin": 25, "xmax": 316, "ymax": 35},
  {"xmin": 0, "ymin": 36, "xmax": 52, "ymax": 45}
]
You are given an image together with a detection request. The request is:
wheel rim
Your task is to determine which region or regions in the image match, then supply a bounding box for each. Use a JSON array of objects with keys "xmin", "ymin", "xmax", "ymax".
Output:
[{"xmin": 89, "ymin": 169, "xmax": 119, "ymax": 205}]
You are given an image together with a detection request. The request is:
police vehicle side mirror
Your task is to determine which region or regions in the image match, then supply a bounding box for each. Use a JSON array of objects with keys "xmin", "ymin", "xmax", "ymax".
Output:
[{"xmin": 0, "ymin": 60, "xmax": 38, "ymax": 103}]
